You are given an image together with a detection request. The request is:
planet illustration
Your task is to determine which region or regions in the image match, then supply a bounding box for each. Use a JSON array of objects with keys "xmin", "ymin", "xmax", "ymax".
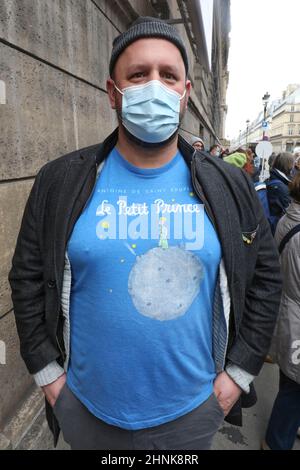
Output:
[{"xmin": 128, "ymin": 246, "xmax": 204, "ymax": 321}]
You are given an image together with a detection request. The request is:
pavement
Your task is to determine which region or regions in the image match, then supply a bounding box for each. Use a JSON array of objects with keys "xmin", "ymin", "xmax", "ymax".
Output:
[
  {"xmin": 212, "ymin": 363, "xmax": 300, "ymax": 450},
  {"xmin": 15, "ymin": 363, "xmax": 300, "ymax": 450}
]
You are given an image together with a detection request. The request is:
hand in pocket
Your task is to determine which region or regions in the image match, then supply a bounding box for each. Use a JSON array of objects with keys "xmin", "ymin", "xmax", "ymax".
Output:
[{"xmin": 42, "ymin": 373, "xmax": 66, "ymax": 408}]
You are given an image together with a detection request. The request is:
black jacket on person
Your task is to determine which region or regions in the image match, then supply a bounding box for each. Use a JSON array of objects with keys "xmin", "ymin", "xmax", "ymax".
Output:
[
  {"xmin": 266, "ymin": 168, "xmax": 291, "ymax": 234},
  {"xmin": 8, "ymin": 129, "xmax": 282, "ymax": 446}
]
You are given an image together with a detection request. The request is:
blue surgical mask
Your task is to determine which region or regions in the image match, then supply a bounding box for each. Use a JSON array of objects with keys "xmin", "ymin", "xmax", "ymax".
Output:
[{"xmin": 114, "ymin": 80, "xmax": 186, "ymax": 144}]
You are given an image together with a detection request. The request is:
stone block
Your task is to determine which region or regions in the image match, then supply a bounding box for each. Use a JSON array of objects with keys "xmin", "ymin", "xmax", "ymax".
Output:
[
  {"xmin": 0, "ymin": 42, "xmax": 118, "ymax": 180},
  {"xmin": 0, "ymin": 312, "xmax": 34, "ymax": 429},
  {"xmin": 0, "ymin": 0, "xmax": 119, "ymax": 90},
  {"xmin": 0, "ymin": 179, "xmax": 33, "ymax": 316}
]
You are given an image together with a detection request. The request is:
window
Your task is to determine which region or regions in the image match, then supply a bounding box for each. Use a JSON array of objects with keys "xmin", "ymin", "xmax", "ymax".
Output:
[
  {"xmin": 291, "ymin": 105, "xmax": 295, "ymax": 112},
  {"xmin": 290, "ymin": 114, "xmax": 294, "ymax": 122},
  {"xmin": 288, "ymin": 126, "xmax": 294, "ymax": 135}
]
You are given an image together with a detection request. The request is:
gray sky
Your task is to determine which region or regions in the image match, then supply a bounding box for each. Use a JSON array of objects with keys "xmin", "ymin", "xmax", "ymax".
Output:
[{"xmin": 226, "ymin": 0, "xmax": 300, "ymax": 140}]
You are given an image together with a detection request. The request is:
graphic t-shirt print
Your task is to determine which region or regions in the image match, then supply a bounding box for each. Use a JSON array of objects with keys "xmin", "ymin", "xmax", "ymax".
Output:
[{"xmin": 95, "ymin": 195, "xmax": 204, "ymax": 321}]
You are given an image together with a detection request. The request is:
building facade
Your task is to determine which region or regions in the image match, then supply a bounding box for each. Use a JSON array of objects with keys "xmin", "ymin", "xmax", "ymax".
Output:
[
  {"xmin": 232, "ymin": 84, "xmax": 300, "ymax": 153},
  {"xmin": 0, "ymin": 0, "xmax": 230, "ymax": 448},
  {"xmin": 270, "ymin": 85, "xmax": 300, "ymax": 153}
]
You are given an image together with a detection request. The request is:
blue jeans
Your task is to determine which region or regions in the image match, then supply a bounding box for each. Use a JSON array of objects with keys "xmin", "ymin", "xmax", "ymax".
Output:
[{"xmin": 265, "ymin": 370, "xmax": 300, "ymax": 450}]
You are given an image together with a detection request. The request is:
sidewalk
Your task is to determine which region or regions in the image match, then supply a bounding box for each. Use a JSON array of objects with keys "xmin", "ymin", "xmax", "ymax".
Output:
[{"xmin": 213, "ymin": 363, "xmax": 300, "ymax": 450}]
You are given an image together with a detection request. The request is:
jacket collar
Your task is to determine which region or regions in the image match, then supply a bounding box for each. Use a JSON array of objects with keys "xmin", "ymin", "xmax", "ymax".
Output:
[
  {"xmin": 270, "ymin": 168, "xmax": 291, "ymax": 184},
  {"xmin": 93, "ymin": 127, "xmax": 201, "ymax": 169},
  {"xmin": 285, "ymin": 201, "xmax": 300, "ymax": 221}
]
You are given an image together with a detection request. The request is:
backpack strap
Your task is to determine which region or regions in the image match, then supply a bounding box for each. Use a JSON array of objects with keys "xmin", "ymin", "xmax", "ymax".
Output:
[
  {"xmin": 254, "ymin": 182, "xmax": 266, "ymax": 191},
  {"xmin": 278, "ymin": 224, "xmax": 300, "ymax": 254}
]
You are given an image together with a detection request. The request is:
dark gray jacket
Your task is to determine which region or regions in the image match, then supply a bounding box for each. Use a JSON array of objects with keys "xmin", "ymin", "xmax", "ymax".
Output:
[
  {"xmin": 270, "ymin": 202, "xmax": 300, "ymax": 384},
  {"xmin": 8, "ymin": 129, "xmax": 282, "ymax": 445}
]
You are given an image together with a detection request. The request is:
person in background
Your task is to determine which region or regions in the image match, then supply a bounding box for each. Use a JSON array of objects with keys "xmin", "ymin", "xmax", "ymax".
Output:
[
  {"xmin": 266, "ymin": 152, "xmax": 294, "ymax": 234},
  {"xmin": 268, "ymin": 152, "xmax": 277, "ymax": 171},
  {"xmin": 293, "ymin": 146, "xmax": 300, "ymax": 160},
  {"xmin": 250, "ymin": 145, "xmax": 262, "ymax": 183},
  {"xmin": 220, "ymin": 148, "xmax": 230, "ymax": 159},
  {"xmin": 223, "ymin": 149, "xmax": 253, "ymax": 177},
  {"xmin": 262, "ymin": 171, "xmax": 300, "ymax": 450},
  {"xmin": 252, "ymin": 152, "xmax": 277, "ymax": 211},
  {"xmin": 191, "ymin": 136, "xmax": 205, "ymax": 152},
  {"xmin": 223, "ymin": 151, "xmax": 246, "ymax": 170},
  {"xmin": 292, "ymin": 155, "xmax": 300, "ymax": 177},
  {"xmin": 209, "ymin": 144, "xmax": 221, "ymax": 158},
  {"xmin": 245, "ymin": 148, "xmax": 255, "ymax": 176},
  {"xmin": 224, "ymin": 150, "xmax": 271, "ymax": 221}
]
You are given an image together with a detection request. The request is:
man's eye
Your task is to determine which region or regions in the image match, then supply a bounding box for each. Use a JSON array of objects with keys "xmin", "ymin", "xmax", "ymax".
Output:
[
  {"xmin": 132, "ymin": 72, "xmax": 145, "ymax": 78},
  {"xmin": 163, "ymin": 73, "xmax": 176, "ymax": 80}
]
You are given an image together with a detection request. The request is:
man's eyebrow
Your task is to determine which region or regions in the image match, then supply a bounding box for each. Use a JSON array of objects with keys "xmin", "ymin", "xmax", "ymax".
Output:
[
  {"xmin": 126, "ymin": 64, "xmax": 149, "ymax": 72},
  {"xmin": 126, "ymin": 64, "xmax": 180, "ymax": 74},
  {"xmin": 162, "ymin": 65, "xmax": 180, "ymax": 73}
]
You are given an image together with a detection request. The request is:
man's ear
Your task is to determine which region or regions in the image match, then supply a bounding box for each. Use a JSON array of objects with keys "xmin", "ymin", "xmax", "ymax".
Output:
[
  {"xmin": 184, "ymin": 80, "xmax": 192, "ymax": 109},
  {"xmin": 107, "ymin": 78, "xmax": 117, "ymax": 109}
]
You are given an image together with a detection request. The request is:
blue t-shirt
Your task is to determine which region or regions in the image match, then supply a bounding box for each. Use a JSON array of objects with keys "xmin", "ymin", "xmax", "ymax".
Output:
[{"xmin": 66, "ymin": 147, "xmax": 222, "ymax": 430}]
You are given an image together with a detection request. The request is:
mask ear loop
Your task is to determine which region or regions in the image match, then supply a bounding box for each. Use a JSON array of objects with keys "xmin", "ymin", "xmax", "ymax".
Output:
[
  {"xmin": 179, "ymin": 88, "xmax": 187, "ymax": 101},
  {"xmin": 178, "ymin": 88, "xmax": 188, "ymax": 131},
  {"xmin": 113, "ymin": 82, "xmax": 124, "ymax": 96}
]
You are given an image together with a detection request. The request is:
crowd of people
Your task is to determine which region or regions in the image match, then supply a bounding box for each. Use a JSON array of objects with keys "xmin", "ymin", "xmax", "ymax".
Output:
[{"xmin": 191, "ymin": 136, "xmax": 300, "ymax": 450}]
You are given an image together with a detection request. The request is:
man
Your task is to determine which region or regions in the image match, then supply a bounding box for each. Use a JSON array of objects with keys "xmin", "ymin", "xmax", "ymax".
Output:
[
  {"xmin": 9, "ymin": 17, "xmax": 282, "ymax": 450},
  {"xmin": 191, "ymin": 136, "xmax": 205, "ymax": 152},
  {"xmin": 209, "ymin": 144, "xmax": 221, "ymax": 158}
]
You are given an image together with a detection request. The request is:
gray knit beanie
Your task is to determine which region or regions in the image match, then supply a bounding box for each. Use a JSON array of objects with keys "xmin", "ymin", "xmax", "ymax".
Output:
[
  {"xmin": 190, "ymin": 135, "xmax": 204, "ymax": 146},
  {"xmin": 109, "ymin": 16, "xmax": 189, "ymax": 76}
]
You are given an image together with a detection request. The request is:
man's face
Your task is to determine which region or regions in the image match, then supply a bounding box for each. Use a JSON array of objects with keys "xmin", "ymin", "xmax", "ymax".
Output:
[
  {"xmin": 107, "ymin": 38, "xmax": 191, "ymax": 121},
  {"xmin": 211, "ymin": 147, "xmax": 219, "ymax": 157},
  {"xmin": 193, "ymin": 142, "xmax": 204, "ymax": 151}
]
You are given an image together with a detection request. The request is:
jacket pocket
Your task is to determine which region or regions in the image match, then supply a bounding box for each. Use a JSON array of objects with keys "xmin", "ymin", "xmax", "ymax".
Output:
[{"xmin": 53, "ymin": 381, "xmax": 67, "ymax": 414}]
